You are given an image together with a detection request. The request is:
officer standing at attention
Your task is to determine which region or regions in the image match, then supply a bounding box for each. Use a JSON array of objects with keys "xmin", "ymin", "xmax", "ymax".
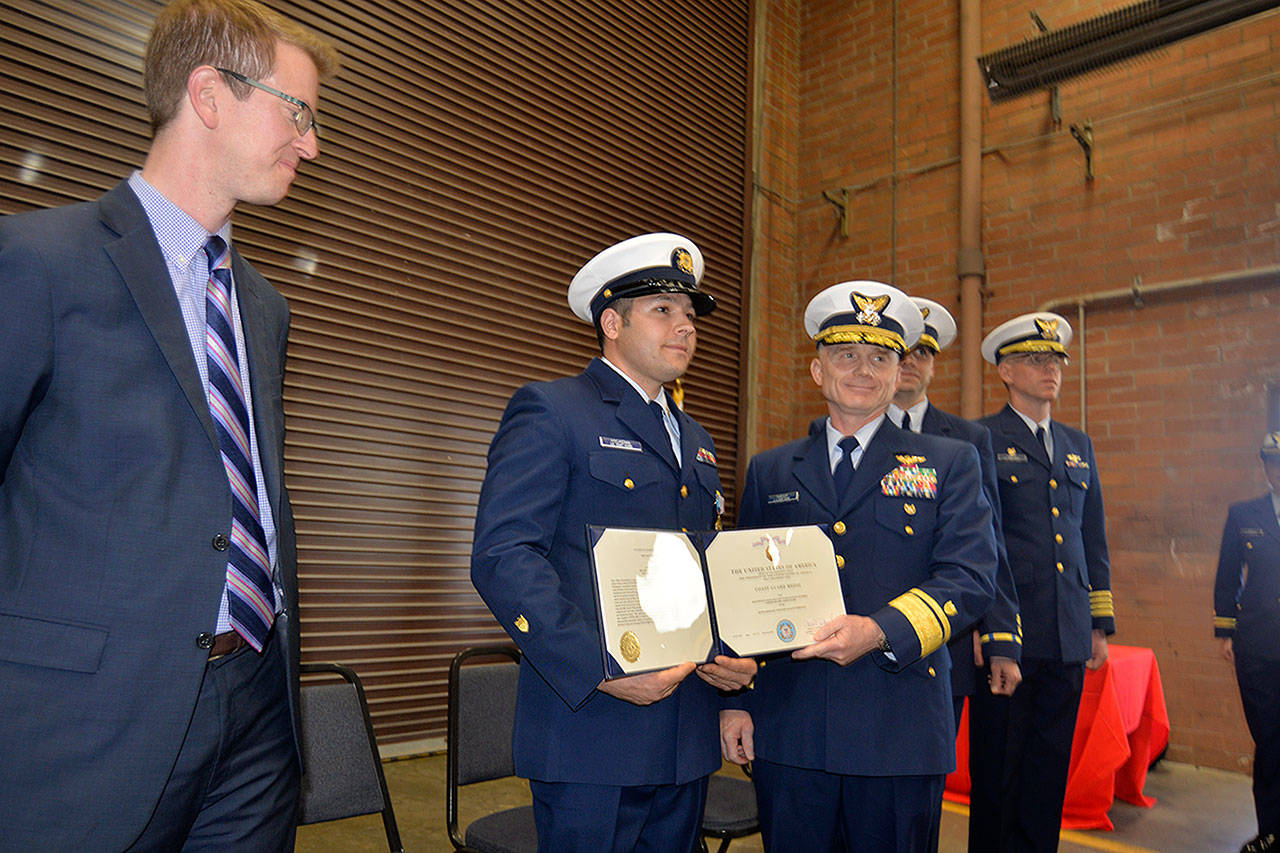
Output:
[
  {"xmin": 470, "ymin": 233, "xmax": 756, "ymax": 851},
  {"xmin": 969, "ymin": 312, "xmax": 1115, "ymax": 853},
  {"xmin": 720, "ymin": 280, "xmax": 997, "ymax": 852},
  {"xmin": 889, "ymin": 297, "xmax": 1022, "ymax": 728},
  {"xmin": 1215, "ymin": 432, "xmax": 1280, "ymax": 853}
]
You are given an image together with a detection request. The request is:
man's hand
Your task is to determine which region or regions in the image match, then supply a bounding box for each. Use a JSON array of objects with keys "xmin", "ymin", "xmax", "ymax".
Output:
[
  {"xmin": 1085, "ymin": 629, "xmax": 1109, "ymax": 671},
  {"xmin": 972, "ymin": 630, "xmax": 984, "ymax": 667},
  {"xmin": 791, "ymin": 614, "xmax": 883, "ymax": 666},
  {"xmin": 597, "ymin": 662, "xmax": 695, "ymax": 705},
  {"xmin": 720, "ymin": 709, "xmax": 754, "ymax": 764},
  {"xmin": 696, "ymin": 655, "xmax": 758, "ymax": 691},
  {"xmin": 988, "ymin": 656, "xmax": 1021, "ymax": 696},
  {"xmin": 1220, "ymin": 636, "xmax": 1234, "ymax": 664}
]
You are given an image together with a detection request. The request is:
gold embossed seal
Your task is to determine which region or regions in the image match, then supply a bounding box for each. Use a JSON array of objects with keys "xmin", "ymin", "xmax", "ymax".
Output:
[{"xmin": 619, "ymin": 631, "xmax": 641, "ymax": 663}]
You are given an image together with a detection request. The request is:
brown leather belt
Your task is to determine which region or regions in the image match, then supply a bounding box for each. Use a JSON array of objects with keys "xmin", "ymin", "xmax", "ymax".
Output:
[{"xmin": 208, "ymin": 631, "xmax": 247, "ymax": 660}]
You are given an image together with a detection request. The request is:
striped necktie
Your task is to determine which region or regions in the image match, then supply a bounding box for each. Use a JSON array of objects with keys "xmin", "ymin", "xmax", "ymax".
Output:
[{"xmin": 204, "ymin": 236, "xmax": 274, "ymax": 651}]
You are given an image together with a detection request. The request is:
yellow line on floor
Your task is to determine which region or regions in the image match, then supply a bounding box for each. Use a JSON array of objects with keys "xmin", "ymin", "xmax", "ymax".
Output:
[{"xmin": 941, "ymin": 801, "xmax": 1159, "ymax": 853}]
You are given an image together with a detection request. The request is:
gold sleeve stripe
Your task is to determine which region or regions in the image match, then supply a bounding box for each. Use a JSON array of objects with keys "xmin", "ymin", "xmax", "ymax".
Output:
[
  {"xmin": 981, "ymin": 632, "xmax": 1022, "ymax": 645},
  {"xmin": 888, "ymin": 588, "xmax": 951, "ymax": 655},
  {"xmin": 1089, "ymin": 589, "xmax": 1114, "ymax": 617},
  {"xmin": 1214, "ymin": 616, "xmax": 1237, "ymax": 629}
]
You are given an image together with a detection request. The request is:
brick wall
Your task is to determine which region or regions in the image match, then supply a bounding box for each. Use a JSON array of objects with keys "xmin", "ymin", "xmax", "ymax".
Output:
[{"xmin": 753, "ymin": 0, "xmax": 1280, "ymax": 771}]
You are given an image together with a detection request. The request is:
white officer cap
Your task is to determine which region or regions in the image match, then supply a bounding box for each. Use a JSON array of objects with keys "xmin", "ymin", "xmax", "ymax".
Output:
[
  {"xmin": 1262, "ymin": 432, "xmax": 1280, "ymax": 458},
  {"xmin": 803, "ymin": 281, "xmax": 923, "ymax": 354},
  {"xmin": 911, "ymin": 297, "xmax": 957, "ymax": 352},
  {"xmin": 981, "ymin": 311, "xmax": 1073, "ymax": 364},
  {"xmin": 567, "ymin": 232, "xmax": 713, "ymax": 324}
]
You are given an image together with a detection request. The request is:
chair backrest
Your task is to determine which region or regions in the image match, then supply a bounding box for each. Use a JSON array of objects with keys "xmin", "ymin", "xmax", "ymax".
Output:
[
  {"xmin": 298, "ymin": 662, "xmax": 403, "ymax": 852},
  {"xmin": 447, "ymin": 645, "xmax": 522, "ymax": 847}
]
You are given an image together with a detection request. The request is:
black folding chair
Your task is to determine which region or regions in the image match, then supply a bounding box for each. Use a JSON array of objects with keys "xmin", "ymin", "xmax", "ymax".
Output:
[
  {"xmin": 446, "ymin": 645, "xmax": 537, "ymax": 852},
  {"xmin": 700, "ymin": 767, "xmax": 760, "ymax": 852},
  {"xmin": 297, "ymin": 662, "xmax": 403, "ymax": 852}
]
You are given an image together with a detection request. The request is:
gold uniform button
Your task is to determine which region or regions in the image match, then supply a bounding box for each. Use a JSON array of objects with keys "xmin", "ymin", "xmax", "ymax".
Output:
[
  {"xmin": 904, "ymin": 503, "xmax": 917, "ymax": 515},
  {"xmin": 1056, "ymin": 562, "xmax": 1064, "ymax": 573},
  {"xmin": 1049, "ymin": 478, "xmax": 1058, "ymax": 489},
  {"xmin": 1246, "ymin": 542, "xmax": 1254, "ymax": 550},
  {"xmin": 1055, "ymin": 533, "xmax": 1064, "ymax": 544},
  {"xmin": 624, "ymin": 478, "xmax": 635, "ymax": 489},
  {"xmin": 1082, "ymin": 482, "xmax": 1089, "ymax": 490},
  {"xmin": 836, "ymin": 555, "xmax": 846, "ymax": 568},
  {"xmin": 904, "ymin": 525, "xmax": 914, "ymax": 536},
  {"xmin": 1010, "ymin": 475, "xmax": 1019, "ymax": 484},
  {"xmin": 1052, "ymin": 507, "xmax": 1060, "ymax": 518},
  {"xmin": 928, "ymin": 666, "xmax": 936, "ymax": 677},
  {"xmin": 680, "ymin": 485, "xmax": 688, "ymax": 498},
  {"xmin": 833, "ymin": 521, "xmax": 847, "ymax": 535}
]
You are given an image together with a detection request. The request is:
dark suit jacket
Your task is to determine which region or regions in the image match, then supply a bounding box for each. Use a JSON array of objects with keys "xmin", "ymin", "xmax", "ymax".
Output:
[
  {"xmin": 731, "ymin": 417, "xmax": 996, "ymax": 775},
  {"xmin": 471, "ymin": 357, "xmax": 725, "ymax": 785},
  {"xmin": 1215, "ymin": 493, "xmax": 1280, "ymax": 660},
  {"xmin": 0, "ymin": 181, "xmax": 299, "ymax": 849},
  {"xmin": 918, "ymin": 403, "xmax": 1021, "ymax": 696},
  {"xmin": 980, "ymin": 404, "xmax": 1113, "ymax": 663}
]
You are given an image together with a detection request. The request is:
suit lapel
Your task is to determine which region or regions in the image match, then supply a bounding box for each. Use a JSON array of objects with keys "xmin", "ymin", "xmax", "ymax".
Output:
[
  {"xmin": 921, "ymin": 403, "xmax": 949, "ymax": 437},
  {"xmin": 234, "ymin": 254, "xmax": 285, "ymax": 512},
  {"xmin": 999, "ymin": 404, "xmax": 1049, "ymax": 470},
  {"xmin": 837, "ymin": 419, "xmax": 897, "ymax": 517},
  {"xmin": 792, "ymin": 428, "xmax": 839, "ymax": 516},
  {"xmin": 588, "ymin": 359, "xmax": 679, "ymax": 472},
  {"xmin": 99, "ymin": 183, "xmax": 219, "ymax": 450}
]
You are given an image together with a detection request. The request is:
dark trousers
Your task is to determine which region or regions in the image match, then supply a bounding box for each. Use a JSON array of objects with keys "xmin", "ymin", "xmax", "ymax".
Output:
[
  {"xmin": 127, "ymin": 634, "xmax": 298, "ymax": 852},
  {"xmin": 968, "ymin": 657, "xmax": 1084, "ymax": 853},
  {"xmin": 753, "ymin": 758, "xmax": 944, "ymax": 853},
  {"xmin": 1236, "ymin": 651, "xmax": 1280, "ymax": 837},
  {"xmin": 529, "ymin": 775, "xmax": 708, "ymax": 853}
]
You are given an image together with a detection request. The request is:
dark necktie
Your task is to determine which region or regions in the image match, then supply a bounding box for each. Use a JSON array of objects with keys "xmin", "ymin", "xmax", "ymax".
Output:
[
  {"xmin": 832, "ymin": 436, "xmax": 860, "ymax": 496},
  {"xmin": 650, "ymin": 400, "xmax": 680, "ymax": 462},
  {"xmin": 1036, "ymin": 425, "xmax": 1049, "ymax": 459},
  {"xmin": 900, "ymin": 411, "xmax": 911, "ymax": 432},
  {"xmin": 204, "ymin": 236, "xmax": 275, "ymax": 651}
]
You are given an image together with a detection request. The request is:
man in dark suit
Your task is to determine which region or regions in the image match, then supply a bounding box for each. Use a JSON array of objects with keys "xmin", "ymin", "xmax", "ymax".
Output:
[
  {"xmin": 969, "ymin": 312, "xmax": 1115, "ymax": 853},
  {"xmin": 1215, "ymin": 432, "xmax": 1280, "ymax": 853},
  {"xmin": 720, "ymin": 281, "xmax": 997, "ymax": 852},
  {"xmin": 889, "ymin": 296, "xmax": 1022, "ymax": 728},
  {"xmin": 471, "ymin": 233, "xmax": 756, "ymax": 851},
  {"xmin": 0, "ymin": 2, "xmax": 338, "ymax": 848}
]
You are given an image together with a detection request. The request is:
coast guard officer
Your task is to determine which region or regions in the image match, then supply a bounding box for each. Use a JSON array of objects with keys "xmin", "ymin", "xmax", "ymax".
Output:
[
  {"xmin": 1215, "ymin": 432, "xmax": 1280, "ymax": 853},
  {"xmin": 471, "ymin": 233, "xmax": 756, "ymax": 851},
  {"xmin": 889, "ymin": 297, "xmax": 1022, "ymax": 728},
  {"xmin": 720, "ymin": 281, "xmax": 997, "ymax": 852},
  {"xmin": 969, "ymin": 312, "xmax": 1115, "ymax": 853}
]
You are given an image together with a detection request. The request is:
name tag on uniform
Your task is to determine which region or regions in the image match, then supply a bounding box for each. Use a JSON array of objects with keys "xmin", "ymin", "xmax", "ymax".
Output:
[
  {"xmin": 1241, "ymin": 527, "xmax": 1265, "ymax": 536},
  {"xmin": 999, "ymin": 447, "xmax": 1028, "ymax": 463},
  {"xmin": 599, "ymin": 436, "xmax": 642, "ymax": 452},
  {"xmin": 767, "ymin": 491, "xmax": 800, "ymax": 504}
]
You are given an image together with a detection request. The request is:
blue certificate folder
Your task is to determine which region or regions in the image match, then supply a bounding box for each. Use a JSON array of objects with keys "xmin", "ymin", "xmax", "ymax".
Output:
[{"xmin": 587, "ymin": 524, "xmax": 841, "ymax": 679}]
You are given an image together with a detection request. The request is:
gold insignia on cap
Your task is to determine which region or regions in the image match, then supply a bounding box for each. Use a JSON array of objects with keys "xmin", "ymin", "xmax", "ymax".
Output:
[
  {"xmin": 920, "ymin": 306, "xmax": 931, "ymax": 320},
  {"xmin": 673, "ymin": 247, "xmax": 694, "ymax": 275},
  {"xmin": 514, "ymin": 614, "xmax": 529, "ymax": 633},
  {"xmin": 852, "ymin": 291, "xmax": 890, "ymax": 326},
  {"xmin": 1036, "ymin": 317, "xmax": 1060, "ymax": 341},
  {"xmin": 620, "ymin": 631, "xmax": 641, "ymax": 663}
]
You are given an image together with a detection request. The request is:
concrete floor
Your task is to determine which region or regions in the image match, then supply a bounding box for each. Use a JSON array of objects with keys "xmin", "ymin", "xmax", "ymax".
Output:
[{"xmin": 295, "ymin": 755, "xmax": 1260, "ymax": 852}]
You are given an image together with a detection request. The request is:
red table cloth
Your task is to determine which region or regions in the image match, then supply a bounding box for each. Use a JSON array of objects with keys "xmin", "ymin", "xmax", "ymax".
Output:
[{"xmin": 943, "ymin": 644, "xmax": 1171, "ymax": 831}]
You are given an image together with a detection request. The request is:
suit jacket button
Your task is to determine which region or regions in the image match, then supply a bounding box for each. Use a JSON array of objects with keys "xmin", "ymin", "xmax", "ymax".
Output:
[
  {"xmin": 623, "ymin": 478, "xmax": 635, "ymax": 490},
  {"xmin": 212, "ymin": 534, "xmax": 230, "ymax": 551},
  {"xmin": 832, "ymin": 521, "xmax": 846, "ymax": 535},
  {"xmin": 681, "ymin": 485, "xmax": 689, "ymax": 498},
  {"xmin": 835, "ymin": 555, "xmax": 846, "ymax": 569},
  {"xmin": 196, "ymin": 632, "xmax": 215, "ymax": 649},
  {"xmin": 1049, "ymin": 478, "xmax": 1058, "ymax": 489}
]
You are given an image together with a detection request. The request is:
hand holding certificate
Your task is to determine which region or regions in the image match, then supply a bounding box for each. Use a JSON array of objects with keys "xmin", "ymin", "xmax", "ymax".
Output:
[{"xmin": 588, "ymin": 525, "xmax": 846, "ymax": 677}]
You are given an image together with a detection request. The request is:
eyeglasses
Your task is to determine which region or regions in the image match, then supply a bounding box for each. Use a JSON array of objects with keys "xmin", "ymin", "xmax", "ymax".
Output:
[
  {"xmin": 216, "ymin": 68, "xmax": 317, "ymax": 137},
  {"xmin": 1007, "ymin": 352, "xmax": 1068, "ymax": 368}
]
